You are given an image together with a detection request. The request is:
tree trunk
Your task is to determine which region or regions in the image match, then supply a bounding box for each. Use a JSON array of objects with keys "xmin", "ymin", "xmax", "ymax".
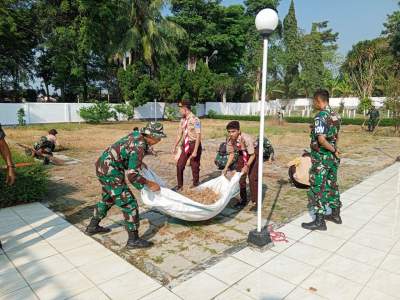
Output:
[
  {"xmin": 83, "ymin": 64, "xmax": 88, "ymax": 102},
  {"xmin": 44, "ymin": 82, "xmax": 50, "ymax": 98},
  {"xmin": 188, "ymin": 53, "xmax": 197, "ymax": 71},
  {"xmin": 222, "ymin": 90, "xmax": 227, "ymax": 103}
]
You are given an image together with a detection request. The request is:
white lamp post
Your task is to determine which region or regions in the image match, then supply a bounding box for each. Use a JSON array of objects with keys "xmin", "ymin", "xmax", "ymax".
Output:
[{"xmin": 248, "ymin": 8, "xmax": 279, "ymax": 247}]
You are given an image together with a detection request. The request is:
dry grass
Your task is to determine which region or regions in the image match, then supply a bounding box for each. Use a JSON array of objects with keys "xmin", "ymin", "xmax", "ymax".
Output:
[{"xmin": 179, "ymin": 187, "xmax": 220, "ymax": 205}]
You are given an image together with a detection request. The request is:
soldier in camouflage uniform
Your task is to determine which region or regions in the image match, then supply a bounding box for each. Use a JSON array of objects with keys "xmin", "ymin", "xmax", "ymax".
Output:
[
  {"xmin": 302, "ymin": 90, "xmax": 342, "ymax": 231},
  {"xmin": 85, "ymin": 122, "xmax": 166, "ymax": 249},
  {"xmin": 366, "ymin": 106, "xmax": 379, "ymax": 132}
]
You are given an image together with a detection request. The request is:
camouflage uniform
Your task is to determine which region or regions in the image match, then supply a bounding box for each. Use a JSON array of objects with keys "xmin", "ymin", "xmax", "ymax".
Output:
[
  {"xmin": 367, "ymin": 108, "xmax": 379, "ymax": 132},
  {"xmin": 88, "ymin": 122, "xmax": 165, "ymax": 237},
  {"xmin": 308, "ymin": 106, "xmax": 341, "ymax": 214}
]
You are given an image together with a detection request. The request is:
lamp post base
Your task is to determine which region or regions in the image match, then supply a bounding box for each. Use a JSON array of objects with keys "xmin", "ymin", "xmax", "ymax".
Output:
[{"xmin": 247, "ymin": 227, "xmax": 272, "ymax": 248}]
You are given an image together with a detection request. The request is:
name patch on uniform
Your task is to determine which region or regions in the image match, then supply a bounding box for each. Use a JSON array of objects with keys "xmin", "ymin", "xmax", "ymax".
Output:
[
  {"xmin": 194, "ymin": 120, "xmax": 201, "ymax": 129},
  {"xmin": 314, "ymin": 118, "xmax": 326, "ymax": 134}
]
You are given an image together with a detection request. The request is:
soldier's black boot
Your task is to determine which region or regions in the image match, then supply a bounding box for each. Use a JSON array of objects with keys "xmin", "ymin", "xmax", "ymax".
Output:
[
  {"xmin": 85, "ymin": 217, "xmax": 111, "ymax": 235},
  {"xmin": 325, "ymin": 207, "xmax": 342, "ymax": 224},
  {"xmin": 301, "ymin": 214, "xmax": 327, "ymax": 231},
  {"xmin": 126, "ymin": 230, "xmax": 153, "ymax": 249}
]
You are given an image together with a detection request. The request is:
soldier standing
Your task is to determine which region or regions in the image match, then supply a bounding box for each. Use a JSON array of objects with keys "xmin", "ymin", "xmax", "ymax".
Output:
[
  {"xmin": 0, "ymin": 123, "xmax": 16, "ymax": 249},
  {"xmin": 172, "ymin": 100, "xmax": 202, "ymax": 191},
  {"xmin": 302, "ymin": 90, "xmax": 342, "ymax": 231},
  {"xmin": 367, "ymin": 106, "xmax": 379, "ymax": 132},
  {"xmin": 85, "ymin": 122, "xmax": 166, "ymax": 249},
  {"xmin": 223, "ymin": 121, "xmax": 259, "ymax": 209}
]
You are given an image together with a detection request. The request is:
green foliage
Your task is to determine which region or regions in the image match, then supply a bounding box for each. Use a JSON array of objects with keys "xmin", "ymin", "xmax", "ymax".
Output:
[
  {"xmin": 383, "ymin": 2, "xmax": 400, "ymax": 59},
  {"xmin": 164, "ymin": 105, "xmax": 179, "ymax": 121},
  {"xmin": 17, "ymin": 108, "xmax": 26, "ymax": 126},
  {"xmin": 207, "ymin": 114, "xmax": 397, "ymax": 127},
  {"xmin": 78, "ymin": 101, "xmax": 114, "ymax": 123},
  {"xmin": 357, "ymin": 97, "xmax": 373, "ymax": 114},
  {"xmin": 207, "ymin": 109, "xmax": 217, "ymax": 118},
  {"xmin": 0, "ymin": 150, "xmax": 48, "ymax": 208},
  {"xmin": 114, "ymin": 103, "xmax": 134, "ymax": 120}
]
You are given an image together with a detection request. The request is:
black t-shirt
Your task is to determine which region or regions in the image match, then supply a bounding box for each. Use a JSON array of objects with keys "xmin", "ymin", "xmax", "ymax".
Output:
[{"xmin": 0, "ymin": 124, "xmax": 5, "ymax": 140}]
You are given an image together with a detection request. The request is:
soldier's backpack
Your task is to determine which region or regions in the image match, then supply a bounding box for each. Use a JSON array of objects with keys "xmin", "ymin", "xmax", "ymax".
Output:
[{"xmin": 214, "ymin": 142, "xmax": 238, "ymax": 170}]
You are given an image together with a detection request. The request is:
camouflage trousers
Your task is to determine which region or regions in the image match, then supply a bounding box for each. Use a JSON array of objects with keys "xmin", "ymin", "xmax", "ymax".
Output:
[
  {"xmin": 94, "ymin": 173, "xmax": 140, "ymax": 231},
  {"xmin": 367, "ymin": 118, "xmax": 378, "ymax": 131},
  {"xmin": 307, "ymin": 152, "xmax": 341, "ymax": 214}
]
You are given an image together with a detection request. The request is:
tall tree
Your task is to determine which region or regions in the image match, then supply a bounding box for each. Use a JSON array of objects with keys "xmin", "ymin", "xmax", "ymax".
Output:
[
  {"xmin": 0, "ymin": 0, "xmax": 39, "ymax": 99},
  {"xmin": 282, "ymin": 0, "xmax": 300, "ymax": 98},
  {"xmin": 114, "ymin": 0, "xmax": 185, "ymax": 75},
  {"xmin": 383, "ymin": 2, "xmax": 400, "ymax": 59},
  {"xmin": 300, "ymin": 24, "xmax": 324, "ymax": 97},
  {"xmin": 342, "ymin": 38, "xmax": 389, "ymax": 99}
]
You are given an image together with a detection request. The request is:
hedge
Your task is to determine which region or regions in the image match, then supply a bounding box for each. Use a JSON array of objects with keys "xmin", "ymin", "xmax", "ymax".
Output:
[
  {"xmin": 208, "ymin": 115, "xmax": 397, "ymax": 127},
  {"xmin": 0, "ymin": 150, "xmax": 49, "ymax": 209}
]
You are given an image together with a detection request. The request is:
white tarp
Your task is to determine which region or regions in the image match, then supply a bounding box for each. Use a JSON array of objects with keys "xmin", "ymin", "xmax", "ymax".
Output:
[{"xmin": 140, "ymin": 168, "xmax": 241, "ymax": 221}]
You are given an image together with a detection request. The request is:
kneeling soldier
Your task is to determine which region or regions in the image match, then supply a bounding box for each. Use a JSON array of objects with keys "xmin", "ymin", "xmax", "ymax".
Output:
[{"xmin": 86, "ymin": 122, "xmax": 166, "ymax": 249}]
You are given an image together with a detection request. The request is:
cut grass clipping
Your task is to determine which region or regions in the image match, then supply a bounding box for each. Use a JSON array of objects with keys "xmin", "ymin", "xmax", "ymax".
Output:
[{"xmin": 179, "ymin": 187, "xmax": 220, "ymax": 205}]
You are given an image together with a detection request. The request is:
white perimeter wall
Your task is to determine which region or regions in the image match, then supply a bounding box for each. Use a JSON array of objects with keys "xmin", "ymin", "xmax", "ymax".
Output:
[{"xmin": 0, "ymin": 97, "xmax": 388, "ymax": 125}]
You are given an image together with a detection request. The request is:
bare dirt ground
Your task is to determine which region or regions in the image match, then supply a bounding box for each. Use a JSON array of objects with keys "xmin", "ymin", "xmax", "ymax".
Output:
[{"xmin": 5, "ymin": 119, "xmax": 400, "ymax": 286}]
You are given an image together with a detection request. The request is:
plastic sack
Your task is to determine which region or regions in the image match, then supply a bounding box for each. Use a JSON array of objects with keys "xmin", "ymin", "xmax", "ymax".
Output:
[{"xmin": 140, "ymin": 168, "xmax": 241, "ymax": 221}]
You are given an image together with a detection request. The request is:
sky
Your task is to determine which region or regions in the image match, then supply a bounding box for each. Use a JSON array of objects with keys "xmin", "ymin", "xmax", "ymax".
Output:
[{"xmin": 222, "ymin": 0, "xmax": 399, "ymax": 55}]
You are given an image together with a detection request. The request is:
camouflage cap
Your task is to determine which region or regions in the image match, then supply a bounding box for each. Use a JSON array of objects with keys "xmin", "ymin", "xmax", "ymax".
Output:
[{"xmin": 141, "ymin": 122, "xmax": 166, "ymax": 138}]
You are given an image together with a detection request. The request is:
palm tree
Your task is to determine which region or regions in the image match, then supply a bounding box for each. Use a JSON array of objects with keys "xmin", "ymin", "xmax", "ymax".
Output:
[{"xmin": 113, "ymin": 0, "xmax": 186, "ymax": 75}]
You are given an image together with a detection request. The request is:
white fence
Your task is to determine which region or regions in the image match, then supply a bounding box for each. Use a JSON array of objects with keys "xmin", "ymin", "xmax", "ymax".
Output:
[{"xmin": 0, "ymin": 97, "xmax": 389, "ymax": 125}]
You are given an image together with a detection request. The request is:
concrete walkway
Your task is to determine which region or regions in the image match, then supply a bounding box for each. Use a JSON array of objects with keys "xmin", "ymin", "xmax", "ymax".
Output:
[{"xmin": 1, "ymin": 163, "xmax": 399, "ymax": 300}]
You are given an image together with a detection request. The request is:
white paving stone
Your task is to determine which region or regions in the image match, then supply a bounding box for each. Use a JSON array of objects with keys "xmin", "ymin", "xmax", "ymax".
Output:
[
  {"xmin": 285, "ymin": 287, "xmax": 327, "ymax": 300},
  {"xmin": 31, "ymin": 269, "xmax": 94, "ymax": 300},
  {"xmin": 0, "ymin": 269, "xmax": 28, "ymax": 296},
  {"xmin": 232, "ymin": 247, "xmax": 277, "ymax": 267},
  {"xmin": 324, "ymin": 223, "xmax": 357, "ymax": 240},
  {"xmin": 282, "ymin": 242, "xmax": 332, "ymax": 267},
  {"xmin": 300, "ymin": 269, "xmax": 363, "ymax": 300},
  {"xmin": 0, "ymin": 287, "xmax": 38, "ymax": 300},
  {"xmin": 234, "ymin": 269, "xmax": 295, "ymax": 300},
  {"xmin": 6, "ymin": 240, "xmax": 58, "ymax": 267},
  {"xmin": 172, "ymin": 272, "xmax": 227, "ymax": 300},
  {"xmin": 213, "ymin": 287, "xmax": 253, "ymax": 300},
  {"xmin": 356, "ymin": 287, "xmax": 398, "ymax": 300},
  {"xmin": 67, "ymin": 287, "xmax": 109, "ymax": 300},
  {"xmin": 78, "ymin": 254, "xmax": 133, "ymax": 284},
  {"xmin": 205, "ymin": 257, "xmax": 255, "ymax": 285},
  {"xmin": 17, "ymin": 253, "xmax": 75, "ymax": 284},
  {"xmin": 366, "ymin": 269, "xmax": 400, "ymax": 298},
  {"xmin": 48, "ymin": 232, "xmax": 95, "ymax": 252},
  {"xmin": 336, "ymin": 241, "xmax": 387, "ymax": 267},
  {"xmin": 63, "ymin": 242, "xmax": 113, "ymax": 267},
  {"xmin": 351, "ymin": 230, "xmax": 396, "ymax": 253},
  {"xmin": 320, "ymin": 254, "xmax": 375, "ymax": 285},
  {"xmin": 260, "ymin": 253, "xmax": 315, "ymax": 285},
  {"xmin": 140, "ymin": 287, "xmax": 181, "ymax": 300},
  {"xmin": 300, "ymin": 231, "xmax": 346, "ymax": 252},
  {"xmin": 99, "ymin": 269, "xmax": 160, "ymax": 300},
  {"xmin": 278, "ymin": 223, "xmax": 310, "ymax": 241}
]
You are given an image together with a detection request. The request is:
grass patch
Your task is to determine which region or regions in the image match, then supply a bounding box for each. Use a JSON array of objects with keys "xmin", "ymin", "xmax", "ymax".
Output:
[{"xmin": 0, "ymin": 148, "xmax": 49, "ymax": 208}]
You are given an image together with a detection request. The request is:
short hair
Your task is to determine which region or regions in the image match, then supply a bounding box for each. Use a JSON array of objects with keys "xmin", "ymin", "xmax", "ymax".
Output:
[
  {"xmin": 48, "ymin": 129, "xmax": 58, "ymax": 135},
  {"xmin": 178, "ymin": 100, "xmax": 191, "ymax": 110},
  {"xmin": 313, "ymin": 89, "xmax": 330, "ymax": 103},
  {"xmin": 226, "ymin": 121, "xmax": 240, "ymax": 130}
]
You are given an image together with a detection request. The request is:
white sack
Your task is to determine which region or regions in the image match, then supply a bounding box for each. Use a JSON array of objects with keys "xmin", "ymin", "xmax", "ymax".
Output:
[{"xmin": 140, "ymin": 168, "xmax": 241, "ymax": 221}]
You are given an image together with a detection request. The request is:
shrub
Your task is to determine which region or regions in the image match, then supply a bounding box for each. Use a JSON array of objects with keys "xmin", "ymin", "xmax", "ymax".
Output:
[
  {"xmin": 207, "ymin": 109, "xmax": 217, "ymax": 118},
  {"xmin": 114, "ymin": 103, "xmax": 134, "ymax": 120},
  {"xmin": 78, "ymin": 101, "xmax": 114, "ymax": 123},
  {"xmin": 357, "ymin": 97, "xmax": 372, "ymax": 114},
  {"xmin": 0, "ymin": 150, "xmax": 48, "ymax": 208},
  {"xmin": 164, "ymin": 105, "xmax": 179, "ymax": 121},
  {"xmin": 17, "ymin": 108, "xmax": 26, "ymax": 126},
  {"xmin": 206, "ymin": 114, "xmax": 397, "ymax": 127}
]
